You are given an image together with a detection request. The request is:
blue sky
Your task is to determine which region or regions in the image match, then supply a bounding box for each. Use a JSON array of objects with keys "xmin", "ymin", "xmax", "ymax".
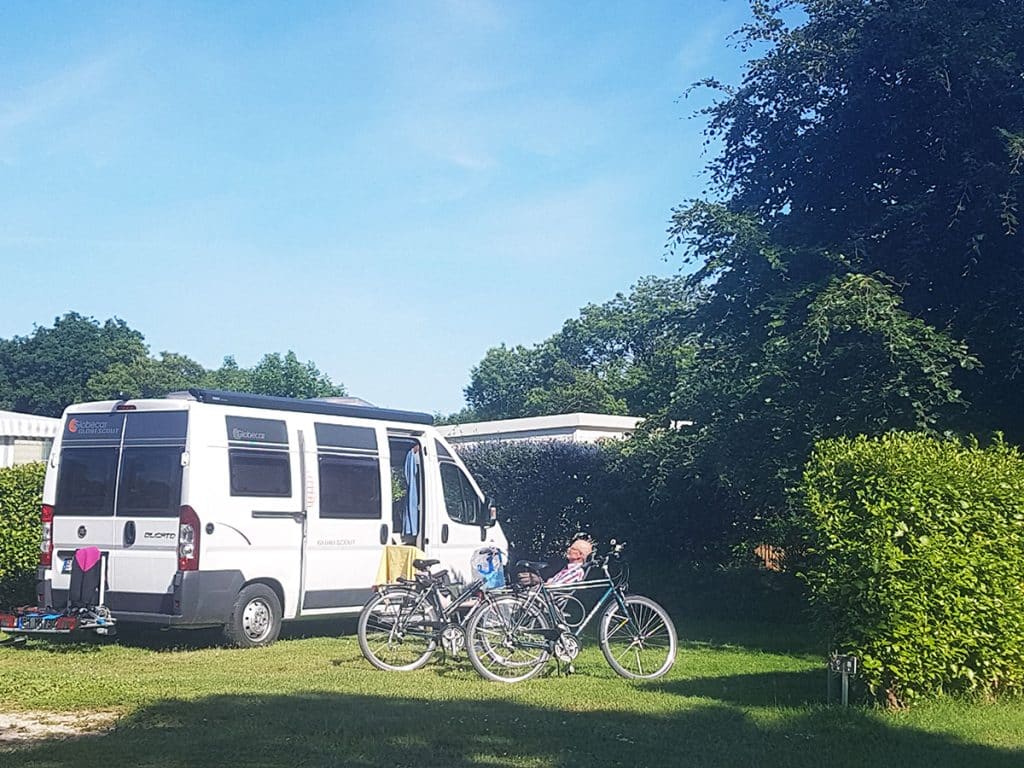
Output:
[{"xmin": 1, "ymin": 1, "xmax": 755, "ymax": 415}]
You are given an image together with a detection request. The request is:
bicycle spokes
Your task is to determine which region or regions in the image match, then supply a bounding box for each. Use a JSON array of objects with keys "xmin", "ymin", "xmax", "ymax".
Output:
[{"xmin": 599, "ymin": 595, "xmax": 677, "ymax": 680}]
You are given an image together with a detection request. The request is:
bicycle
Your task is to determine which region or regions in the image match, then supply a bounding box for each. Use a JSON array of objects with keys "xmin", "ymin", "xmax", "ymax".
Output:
[
  {"xmin": 464, "ymin": 541, "xmax": 677, "ymax": 683},
  {"xmin": 357, "ymin": 557, "xmax": 493, "ymax": 672}
]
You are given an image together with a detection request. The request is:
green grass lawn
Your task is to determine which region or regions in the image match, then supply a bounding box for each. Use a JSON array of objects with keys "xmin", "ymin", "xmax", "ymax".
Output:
[{"xmin": 1, "ymin": 616, "xmax": 1021, "ymax": 767}]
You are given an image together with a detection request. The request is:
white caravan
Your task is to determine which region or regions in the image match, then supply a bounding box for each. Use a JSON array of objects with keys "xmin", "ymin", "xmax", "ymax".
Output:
[{"xmin": 36, "ymin": 389, "xmax": 505, "ymax": 646}]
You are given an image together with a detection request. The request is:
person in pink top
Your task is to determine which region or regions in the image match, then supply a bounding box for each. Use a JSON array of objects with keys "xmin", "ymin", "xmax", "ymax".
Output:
[{"xmin": 545, "ymin": 538, "xmax": 594, "ymax": 586}]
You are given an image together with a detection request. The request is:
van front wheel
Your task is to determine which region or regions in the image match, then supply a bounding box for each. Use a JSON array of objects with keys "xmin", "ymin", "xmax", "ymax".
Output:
[{"xmin": 224, "ymin": 584, "xmax": 282, "ymax": 648}]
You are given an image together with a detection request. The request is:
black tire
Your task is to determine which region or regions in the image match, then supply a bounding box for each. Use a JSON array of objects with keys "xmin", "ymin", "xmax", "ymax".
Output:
[
  {"xmin": 223, "ymin": 584, "xmax": 282, "ymax": 648},
  {"xmin": 599, "ymin": 594, "xmax": 677, "ymax": 679},
  {"xmin": 465, "ymin": 594, "xmax": 551, "ymax": 683},
  {"xmin": 357, "ymin": 588, "xmax": 438, "ymax": 671}
]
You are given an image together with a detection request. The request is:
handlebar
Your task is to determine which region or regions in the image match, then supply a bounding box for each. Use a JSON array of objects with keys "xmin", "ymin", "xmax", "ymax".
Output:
[{"xmin": 587, "ymin": 539, "xmax": 626, "ymax": 569}]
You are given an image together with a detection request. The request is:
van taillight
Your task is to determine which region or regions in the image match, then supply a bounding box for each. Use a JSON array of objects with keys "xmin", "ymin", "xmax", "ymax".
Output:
[
  {"xmin": 178, "ymin": 505, "xmax": 201, "ymax": 571},
  {"xmin": 40, "ymin": 505, "xmax": 54, "ymax": 568}
]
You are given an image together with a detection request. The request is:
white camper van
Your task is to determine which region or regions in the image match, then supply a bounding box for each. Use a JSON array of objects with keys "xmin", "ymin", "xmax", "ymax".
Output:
[{"xmin": 36, "ymin": 389, "xmax": 505, "ymax": 646}]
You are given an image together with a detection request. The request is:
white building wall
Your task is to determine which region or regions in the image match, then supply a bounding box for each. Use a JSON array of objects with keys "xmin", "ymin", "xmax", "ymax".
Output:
[
  {"xmin": 439, "ymin": 413, "xmax": 645, "ymax": 448},
  {"xmin": 0, "ymin": 411, "xmax": 60, "ymax": 468}
]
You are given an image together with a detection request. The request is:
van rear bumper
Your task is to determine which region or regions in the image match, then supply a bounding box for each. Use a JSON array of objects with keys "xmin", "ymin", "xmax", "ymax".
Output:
[{"xmin": 37, "ymin": 570, "xmax": 245, "ymax": 627}]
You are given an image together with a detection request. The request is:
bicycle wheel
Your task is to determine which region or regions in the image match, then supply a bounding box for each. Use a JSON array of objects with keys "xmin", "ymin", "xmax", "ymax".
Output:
[
  {"xmin": 466, "ymin": 594, "xmax": 551, "ymax": 683},
  {"xmin": 599, "ymin": 594, "xmax": 677, "ymax": 680},
  {"xmin": 357, "ymin": 588, "xmax": 438, "ymax": 672}
]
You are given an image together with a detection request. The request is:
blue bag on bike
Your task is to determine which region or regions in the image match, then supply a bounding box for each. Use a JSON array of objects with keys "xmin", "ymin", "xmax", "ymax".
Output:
[{"xmin": 471, "ymin": 547, "xmax": 506, "ymax": 590}]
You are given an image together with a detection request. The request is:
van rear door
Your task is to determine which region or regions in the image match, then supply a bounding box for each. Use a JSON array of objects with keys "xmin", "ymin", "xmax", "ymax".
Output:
[
  {"xmin": 49, "ymin": 412, "xmax": 122, "ymax": 601},
  {"xmin": 108, "ymin": 411, "xmax": 186, "ymax": 615},
  {"xmin": 50, "ymin": 410, "xmax": 186, "ymax": 615}
]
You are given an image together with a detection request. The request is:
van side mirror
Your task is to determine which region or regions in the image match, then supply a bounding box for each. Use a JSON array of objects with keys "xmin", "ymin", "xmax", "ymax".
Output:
[{"xmin": 483, "ymin": 497, "xmax": 497, "ymax": 528}]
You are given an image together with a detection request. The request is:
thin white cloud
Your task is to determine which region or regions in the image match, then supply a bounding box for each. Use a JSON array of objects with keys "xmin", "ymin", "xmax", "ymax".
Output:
[{"xmin": 0, "ymin": 53, "xmax": 120, "ymax": 139}]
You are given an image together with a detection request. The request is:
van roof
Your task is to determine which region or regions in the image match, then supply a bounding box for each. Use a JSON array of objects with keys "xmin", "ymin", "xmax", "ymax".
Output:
[{"xmin": 183, "ymin": 388, "xmax": 434, "ymax": 425}]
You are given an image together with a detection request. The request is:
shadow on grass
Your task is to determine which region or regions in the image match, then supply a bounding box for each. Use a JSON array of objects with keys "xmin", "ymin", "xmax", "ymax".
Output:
[
  {"xmin": 678, "ymin": 616, "xmax": 822, "ymax": 657},
  {"xmin": 651, "ymin": 669, "xmax": 825, "ymax": 707},
  {"xmin": 78, "ymin": 616, "xmax": 363, "ymax": 653},
  {"xmin": 3, "ymin": 692, "xmax": 1021, "ymax": 768}
]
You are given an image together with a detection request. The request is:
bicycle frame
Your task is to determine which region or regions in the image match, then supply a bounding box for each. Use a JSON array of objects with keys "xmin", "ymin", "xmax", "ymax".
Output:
[
  {"xmin": 380, "ymin": 576, "xmax": 487, "ymax": 640},
  {"xmin": 511, "ymin": 560, "xmax": 627, "ymax": 643}
]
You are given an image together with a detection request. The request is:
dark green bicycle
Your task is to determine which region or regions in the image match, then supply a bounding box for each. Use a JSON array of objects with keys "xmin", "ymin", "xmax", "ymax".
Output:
[{"xmin": 465, "ymin": 541, "xmax": 677, "ymax": 683}]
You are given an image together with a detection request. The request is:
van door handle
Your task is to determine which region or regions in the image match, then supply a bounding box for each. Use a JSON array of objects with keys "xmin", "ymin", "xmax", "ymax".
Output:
[
  {"xmin": 441, "ymin": 524, "xmax": 449, "ymax": 544},
  {"xmin": 379, "ymin": 525, "xmax": 389, "ymax": 545},
  {"xmin": 252, "ymin": 510, "xmax": 304, "ymax": 523}
]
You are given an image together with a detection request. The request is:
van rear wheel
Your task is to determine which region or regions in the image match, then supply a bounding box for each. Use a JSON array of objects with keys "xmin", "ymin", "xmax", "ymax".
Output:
[{"xmin": 224, "ymin": 584, "xmax": 282, "ymax": 648}]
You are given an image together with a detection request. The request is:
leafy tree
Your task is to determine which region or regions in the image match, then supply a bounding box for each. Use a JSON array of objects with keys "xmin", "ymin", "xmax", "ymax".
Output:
[
  {"xmin": 461, "ymin": 277, "xmax": 696, "ymax": 421},
  {"xmin": 202, "ymin": 356, "xmax": 252, "ymax": 393},
  {"xmin": 463, "ymin": 344, "xmax": 538, "ymax": 421},
  {"xmin": 0, "ymin": 314, "xmax": 346, "ymax": 414},
  {"xmin": 243, "ymin": 351, "xmax": 345, "ymax": 399},
  {"xmin": 86, "ymin": 352, "xmax": 207, "ymax": 400},
  {"xmin": 0, "ymin": 313, "xmax": 148, "ymax": 416}
]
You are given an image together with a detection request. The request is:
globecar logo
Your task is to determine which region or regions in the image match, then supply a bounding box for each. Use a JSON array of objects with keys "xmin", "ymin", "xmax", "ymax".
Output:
[{"xmin": 68, "ymin": 418, "xmax": 78, "ymax": 433}]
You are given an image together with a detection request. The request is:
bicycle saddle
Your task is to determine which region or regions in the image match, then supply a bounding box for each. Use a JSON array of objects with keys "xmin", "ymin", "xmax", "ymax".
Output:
[{"xmin": 413, "ymin": 558, "xmax": 440, "ymax": 571}]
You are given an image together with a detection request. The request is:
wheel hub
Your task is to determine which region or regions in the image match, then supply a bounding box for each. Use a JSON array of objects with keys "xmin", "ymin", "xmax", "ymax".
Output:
[{"xmin": 243, "ymin": 599, "xmax": 270, "ymax": 641}]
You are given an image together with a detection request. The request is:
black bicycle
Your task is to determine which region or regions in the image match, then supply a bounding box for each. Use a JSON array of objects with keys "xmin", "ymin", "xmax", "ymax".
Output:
[
  {"xmin": 357, "ymin": 558, "xmax": 493, "ymax": 672},
  {"xmin": 465, "ymin": 541, "xmax": 677, "ymax": 683}
]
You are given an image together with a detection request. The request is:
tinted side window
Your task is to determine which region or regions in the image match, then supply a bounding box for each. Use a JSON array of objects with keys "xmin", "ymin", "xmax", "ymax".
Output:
[
  {"xmin": 229, "ymin": 449, "xmax": 292, "ymax": 497},
  {"xmin": 116, "ymin": 447, "xmax": 184, "ymax": 517},
  {"xmin": 319, "ymin": 455, "xmax": 381, "ymax": 519},
  {"xmin": 440, "ymin": 462, "xmax": 481, "ymax": 525},
  {"xmin": 55, "ymin": 448, "xmax": 118, "ymax": 517},
  {"xmin": 227, "ymin": 416, "xmax": 291, "ymax": 497}
]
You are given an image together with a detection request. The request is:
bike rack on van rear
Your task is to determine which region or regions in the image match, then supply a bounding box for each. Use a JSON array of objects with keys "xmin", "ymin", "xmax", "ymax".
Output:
[
  {"xmin": 0, "ymin": 549, "xmax": 117, "ymax": 643},
  {"xmin": 0, "ymin": 605, "xmax": 116, "ymax": 641}
]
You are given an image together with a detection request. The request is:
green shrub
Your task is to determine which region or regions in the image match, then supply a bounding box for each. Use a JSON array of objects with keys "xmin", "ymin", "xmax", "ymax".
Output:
[
  {"xmin": 0, "ymin": 461, "xmax": 45, "ymax": 606},
  {"xmin": 795, "ymin": 432, "xmax": 1024, "ymax": 706}
]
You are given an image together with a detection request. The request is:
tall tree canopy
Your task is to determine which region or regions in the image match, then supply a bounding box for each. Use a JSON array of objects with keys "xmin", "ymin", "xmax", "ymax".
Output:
[
  {"xmin": 659, "ymin": 0, "xmax": 1021, "ymax": 534},
  {"xmin": 678, "ymin": 0, "xmax": 1023, "ymax": 438},
  {"xmin": 0, "ymin": 313, "xmax": 345, "ymax": 416}
]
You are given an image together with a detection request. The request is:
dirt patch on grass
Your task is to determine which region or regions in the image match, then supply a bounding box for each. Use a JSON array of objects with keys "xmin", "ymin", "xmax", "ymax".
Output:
[{"xmin": 0, "ymin": 710, "xmax": 119, "ymax": 746}]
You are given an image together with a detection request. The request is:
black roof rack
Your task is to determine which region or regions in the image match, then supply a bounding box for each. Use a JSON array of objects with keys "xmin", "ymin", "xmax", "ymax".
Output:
[{"xmin": 186, "ymin": 388, "xmax": 433, "ymax": 425}]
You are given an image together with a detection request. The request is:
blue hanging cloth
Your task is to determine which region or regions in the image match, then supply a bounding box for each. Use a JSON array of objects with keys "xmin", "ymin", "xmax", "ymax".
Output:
[{"xmin": 403, "ymin": 447, "xmax": 420, "ymax": 537}]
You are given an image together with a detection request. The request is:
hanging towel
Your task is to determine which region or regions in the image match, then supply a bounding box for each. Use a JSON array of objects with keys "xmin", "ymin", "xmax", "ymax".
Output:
[
  {"xmin": 374, "ymin": 545, "xmax": 427, "ymax": 586},
  {"xmin": 403, "ymin": 447, "xmax": 420, "ymax": 536}
]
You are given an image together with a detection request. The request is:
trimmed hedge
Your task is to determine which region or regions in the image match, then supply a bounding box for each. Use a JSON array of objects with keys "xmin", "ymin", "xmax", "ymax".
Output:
[
  {"xmin": 0, "ymin": 461, "xmax": 45, "ymax": 606},
  {"xmin": 795, "ymin": 432, "xmax": 1024, "ymax": 706},
  {"xmin": 460, "ymin": 440, "xmax": 608, "ymax": 559}
]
